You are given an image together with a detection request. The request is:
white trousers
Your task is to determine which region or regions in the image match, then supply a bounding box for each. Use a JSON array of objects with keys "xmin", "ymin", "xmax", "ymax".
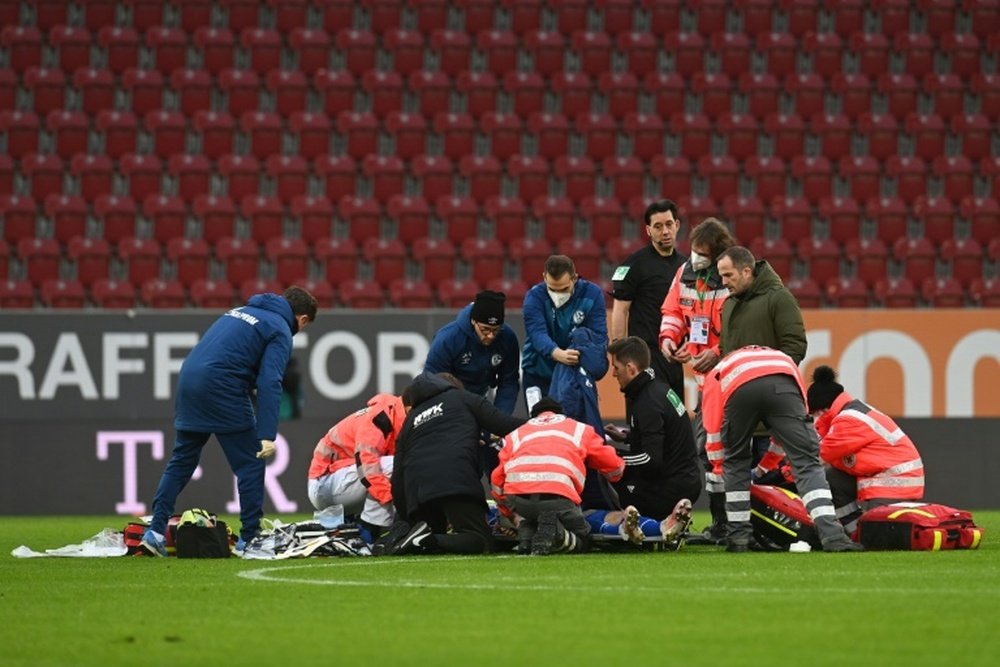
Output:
[{"xmin": 307, "ymin": 456, "xmax": 395, "ymax": 527}]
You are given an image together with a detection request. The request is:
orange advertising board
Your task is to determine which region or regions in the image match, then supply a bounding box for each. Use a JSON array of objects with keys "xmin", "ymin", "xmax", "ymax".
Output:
[{"xmin": 596, "ymin": 309, "xmax": 1000, "ymax": 420}]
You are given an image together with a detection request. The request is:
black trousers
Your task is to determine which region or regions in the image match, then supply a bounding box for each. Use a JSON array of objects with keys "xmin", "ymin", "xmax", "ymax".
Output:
[{"xmin": 410, "ymin": 494, "xmax": 493, "ymax": 554}]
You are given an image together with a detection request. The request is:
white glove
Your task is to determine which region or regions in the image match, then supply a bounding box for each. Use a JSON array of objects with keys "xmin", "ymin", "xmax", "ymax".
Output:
[{"xmin": 257, "ymin": 439, "xmax": 276, "ymax": 459}]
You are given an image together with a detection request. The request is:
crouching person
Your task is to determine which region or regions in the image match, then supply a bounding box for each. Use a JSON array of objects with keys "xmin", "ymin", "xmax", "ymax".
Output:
[
  {"xmin": 307, "ymin": 392, "xmax": 408, "ymax": 544},
  {"xmin": 375, "ymin": 372, "xmax": 525, "ymax": 556},
  {"xmin": 491, "ymin": 398, "xmax": 626, "ymax": 555}
]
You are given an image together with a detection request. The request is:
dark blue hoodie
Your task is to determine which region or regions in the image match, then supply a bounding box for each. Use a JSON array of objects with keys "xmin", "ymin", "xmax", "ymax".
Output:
[
  {"xmin": 423, "ymin": 303, "xmax": 520, "ymax": 414},
  {"xmin": 174, "ymin": 293, "xmax": 296, "ymax": 440}
]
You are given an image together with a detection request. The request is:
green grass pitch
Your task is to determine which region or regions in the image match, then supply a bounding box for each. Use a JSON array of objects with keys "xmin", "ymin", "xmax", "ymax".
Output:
[{"xmin": 2, "ymin": 511, "xmax": 998, "ymax": 667}]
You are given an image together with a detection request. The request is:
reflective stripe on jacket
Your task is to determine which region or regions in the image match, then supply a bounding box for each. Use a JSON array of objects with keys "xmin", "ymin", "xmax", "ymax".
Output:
[{"xmin": 658, "ymin": 264, "xmax": 728, "ymax": 385}]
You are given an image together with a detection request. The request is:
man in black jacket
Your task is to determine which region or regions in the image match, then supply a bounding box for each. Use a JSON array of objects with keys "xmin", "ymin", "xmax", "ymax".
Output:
[
  {"xmin": 605, "ymin": 337, "xmax": 701, "ymax": 523},
  {"xmin": 378, "ymin": 372, "xmax": 525, "ymax": 555}
]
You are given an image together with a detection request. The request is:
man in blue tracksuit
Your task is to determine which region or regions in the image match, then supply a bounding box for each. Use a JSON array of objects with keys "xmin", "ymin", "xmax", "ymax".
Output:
[
  {"xmin": 141, "ymin": 287, "xmax": 318, "ymax": 556},
  {"xmin": 521, "ymin": 254, "xmax": 608, "ymax": 413}
]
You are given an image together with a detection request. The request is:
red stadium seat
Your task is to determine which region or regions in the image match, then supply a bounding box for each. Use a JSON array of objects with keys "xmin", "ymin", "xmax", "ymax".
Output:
[
  {"xmin": 125, "ymin": 0, "xmax": 166, "ymax": 30},
  {"xmin": 838, "ymin": 157, "xmax": 881, "ymax": 203},
  {"xmin": 218, "ymin": 154, "xmax": 261, "ymax": 202},
  {"xmin": 2, "ymin": 26, "xmax": 42, "ymax": 73},
  {"xmin": 23, "ymin": 153, "xmax": 64, "ymax": 201},
  {"xmin": 503, "ymin": 71, "xmax": 547, "ymax": 119},
  {"xmin": 483, "ymin": 197, "xmax": 527, "ymax": 247},
  {"xmin": 960, "ymin": 197, "xmax": 1000, "ymax": 247},
  {"xmin": 68, "ymin": 237, "xmax": 111, "ymax": 287},
  {"xmin": 919, "ymin": 0, "xmax": 957, "ymax": 38},
  {"xmin": 287, "ymin": 112, "xmax": 331, "ymax": 161},
  {"xmin": 167, "ymin": 237, "xmax": 211, "ymax": 288},
  {"xmin": 266, "ymin": 155, "xmax": 309, "ymax": 204},
  {"xmin": 558, "ymin": 237, "xmax": 602, "ymax": 280},
  {"xmin": 904, "ymin": 113, "xmax": 946, "ymax": 162},
  {"xmin": 387, "ymin": 195, "xmax": 431, "ymax": 245},
  {"xmin": 749, "ymin": 237, "xmax": 793, "ymax": 282},
  {"xmin": 410, "ymin": 0, "xmax": 450, "ymax": 34},
  {"xmin": 336, "ymin": 111, "xmax": 379, "ymax": 161},
  {"xmin": 787, "ymin": 277, "xmax": 823, "ymax": 308},
  {"xmin": 527, "ymin": 113, "xmax": 570, "ymax": 161},
  {"xmin": 745, "ymin": 155, "xmax": 788, "ymax": 203},
  {"xmin": 877, "ymin": 73, "xmax": 919, "ymax": 121},
  {"xmin": 91, "ymin": 278, "xmax": 138, "ymax": 309},
  {"xmin": 810, "ymin": 113, "xmax": 852, "ymax": 162},
  {"xmin": 436, "ymin": 195, "xmax": 480, "ymax": 244},
  {"xmin": 143, "ymin": 195, "xmax": 187, "ymax": 245},
  {"xmin": 409, "ymin": 69, "xmax": 452, "ymax": 118},
  {"xmin": 0, "ymin": 278, "xmax": 35, "ymax": 308},
  {"xmin": 240, "ymin": 195, "xmax": 284, "ymax": 245},
  {"xmin": 698, "ymin": 155, "xmax": 740, "ymax": 203},
  {"xmin": 921, "ymin": 277, "xmax": 965, "ymax": 308},
  {"xmin": 461, "ymin": 238, "xmax": 505, "ymax": 287},
  {"xmin": 711, "ymin": 31, "xmax": 752, "ymax": 79},
  {"xmin": 1, "ymin": 110, "xmax": 40, "ymax": 160},
  {"xmin": 46, "ymin": 110, "xmax": 87, "ymax": 161},
  {"xmin": 580, "ymin": 196, "xmax": 624, "ymax": 245},
  {"xmin": 40, "ymin": 279, "xmax": 86, "ymax": 309},
  {"xmin": 509, "ymin": 154, "xmax": 551, "ymax": 203},
  {"xmin": 757, "ymin": 31, "xmax": 797, "ymax": 78},
  {"xmin": 436, "ymin": 277, "xmax": 480, "ymax": 308},
  {"xmin": 885, "ymin": 156, "xmax": 927, "ymax": 205},
  {"xmin": 970, "ymin": 277, "xmax": 1000, "ymax": 308},
  {"xmin": 831, "ymin": 72, "xmax": 873, "ymax": 121},
  {"xmin": 892, "ymin": 236, "xmax": 937, "ymax": 285},
  {"xmin": 75, "ymin": 67, "xmax": 116, "ymax": 118},
  {"xmin": 913, "ymin": 198, "xmax": 955, "ymax": 246},
  {"xmin": 923, "ymin": 73, "xmax": 964, "ymax": 119},
  {"xmin": 522, "ymin": 30, "xmax": 565, "ymax": 78},
  {"xmin": 486, "ymin": 277, "xmax": 528, "ymax": 308},
  {"xmin": 844, "ymin": 237, "xmax": 889, "ymax": 288},
  {"xmin": 717, "ymin": 113, "xmax": 759, "ymax": 161},
  {"xmin": 45, "ymin": 194, "xmax": 87, "ymax": 244},
  {"xmin": 722, "ymin": 195, "xmax": 766, "ymax": 245},
  {"xmin": 215, "ymin": 236, "xmax": 260, "ymax": 288},
  {"xmin": 459, "ymin": 0, "xmax": 497, "ymax": 34},
  {"xmin": 411, "ymin": 155, "xmax": 455, "ymax": 203},
  {"xmin": 643, "ymin": 0, "xmax": 682, "ymax": 33},
  {"xmin": 171, "ymin": 69, "xmax": 213, "ymax": 117},
  {"xmin": 193, "ymin": 110, "xmax": 235, "ymax": 161},
  {"xmin": 144, "ymin": 110, "xmax": 187, "ymax": 160},
  {"xmin": 623, "ymin": 112, "xmax": 665, "ymax": 161},
  {"xmin": 266, "ymin": 70, "xmax": 308, "ymax": 118},
  {"xmin": 119, "ymin": 153, "xmax": 162, "ymax": 203},
  {"xmin": 971, "ymin": 73, "xmax": 1000, "ymax": 122},
  {"xmin": 664, "ymin": 31, "xmax": 705, "ymax": 78},
  {"xmin": 857, "ymin": 113, "xmax": 899, "ymax": 161},
  {"xmin": 575, "ymin": 112, "xmax": 618, "ymax": 162},
  {"xmin": 555, "ymin": 155, "xmax": 598, "ymax": 204},
  {"xmin": 864, "ymin": 197, "xmax": 909, "ymax": 247},
  {"xmin": 826, "ymin": 276, "xmax": 869, "ymax": 308},
  {"xmin": 121, "ymin": 68, "xmax": 164, "ymax": 116},
  {"xmin": 773, "ymin": 196, "xmax": 812, "ymax": 246},
  {"xmin": 291, "ymin": 195, "xmax": 334, "ymax": 244},
  {"xmin": 241, "ymin": 29, "xmax": 282, "ymax": 75},
  {"xmin": 604, "ymin": 157, "xmax": 645, "ymax": 204},
  {"xmin": 895, "ymin": 32, "xmax": 935, "ymax": 78},
  {"xmin": 72, "ymin": 153, "xmax": 115, "ymax": 204},
  {"xmin": 572, "ymin": 30, "xmax": 613, "ymax": 78},
  {"xmin": 389, "ymin": 279, "xmax": 434, "ymax": 308},
  {"xmin": 950, "ymin": 114, "xmax": 992, "ymax": 162},
  {"xmin": 289, "ymin": 28, "xmax": 331, "ymax": 76},
  {"xmin": 363, "ymin": 0, "xmax": 403, "ymax": 33},
  {"xmin": 265, "ymin": 236, "xmax": 310, "ymax": 286},
  {"xmin": 194, "ymin": 27, "xmax": 235, "ymax": 75},
  {"xmin": 413, "ymin": 237, "xmax": 457, "ymax": 286},
  {"xmin": 802, "ymin": 31, "xmax": 843, "ymax": 79},
  {"xmin": 678, "ymin": 195, "xmax": 719, "ymax": 233},
  {"xmin": 940, "ymin": 238, "xmax": 984, "ymax": 289},
  {"xmin": 618, "ymin": 31, "xmax": 658, "ymax": 78},
  {"xmin": 791, "ymin": 156, "xmax": 833, "ymax": 205},
  {"xmin": 361, "ymin": 69, "xmax": 404, "ymax": 118},
  {"xmin": 140, "ymin": 278, "xmax": 187, "ymax": 309},
  {"xmin": 194, "ymin": 195, "xmax": 237, "ymax": 245},
  {"xmin": 297, "ymin": 279, "xmax": 334, "ymax": 309},
  {"xmin": 432, "ymin": 29, "xmax": 473, "ymax": 77},
  {"xmin": 118, "ymin": 236, "xmax": 162, "ymax": 288},
  {"xmin": 670, "ymin": 112, "xmax": 712, "ymax": 162},
  {"xmin": 460, "ymin": 156, "xmax": 502, "ymax": 204},
  {"xmin": 873, "ymin": 276, "xmax": 919, "ymax": 308},
  {"xmin": 314, "ymin": 237, "xmax": 359, "ymax": 284},
  {"xmin": 650, "ymin": 156, "xmax": 693, "ymax": 202},
  {"xmin": 933, "ymin": 156, "xmax": 975, "ymax": 205},
  {"xmin": 605, "ymin": 237, "xmax": 646, "ymax": 265},
  {"xmin": 333, "ymin": 28, "xmax": 378, "ymax": 74},
  {"xmin": 480, "ymin": 112, "xmax": 523, "ymax": 162},
  {"xmin": 509, "ymin": 236, "xmax": 553, "ymax": 284},
  {"xmin": 24, "ymin": 67, "xmax": 66, "ymax": 115},
  {"xmin": 434, "ymin": 112, "xmax": 476, "ymax": 162},
  {"xmin": 797, "ymin": 237, "xmax": 842, "ymax": 286},
  {"xmin": 0, "ymin": 70, "xmax": 15, "ymax": 115},
  {"xmin": 239, "ymin": 278, "xmax": 284, "ymax": 303},
  {"xmin": 218, "ymin": 69, "xmax": 260, "ymax": 116},
  {"xmin": 457, "ymin": 71, "xmax": 499, "ymax": 120},
  {"xmin": 94, "ymin": 195, "xmax": 137, "ymax": 246},
  {"xmin": 533, "ymin": 196, "xmax": 576, "ymax": 246},
  {"xmin": 168, "ymin": 154, "xmax": 213, "ymax": 204},
  {"xmin": 314, "ymin": 155, "xmax": 357, "ymax": 202},
  {"xmin": 0, "ymin": 155, "xmax": 11, "ymax": 196},
  {"xmin": 240, "ymin": 111, "xmax": 282, "ymax": 161},
  {"xmin": 818, "ymin": 196, "xmax": 862, "ymax": 245},
  {"xmin": 146, "ymin": 26, "xmax": 187, "ymax": 75},
  {"xmin": 787, "ymin": 73, "xmax": 826, "ymax": 120},
  {"xmin": 315, "ymin": 69, "xmax": 357, "ymax": 117},
  {"xmin": 645, "ymin": 72, "xmax": 685, "ymax": 120},
  {"xmin": 363, "ymin": 238, "xmax": 407, "ymax": 288},
  {"xmin": 338, "ymin": 279, "xmax": 385, "ymax": 309}
]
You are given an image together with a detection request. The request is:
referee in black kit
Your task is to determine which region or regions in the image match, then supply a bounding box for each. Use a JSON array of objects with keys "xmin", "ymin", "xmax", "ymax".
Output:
[{"xmin": 610, "ymin": 199, "xmax": 687, "ymax": 398}]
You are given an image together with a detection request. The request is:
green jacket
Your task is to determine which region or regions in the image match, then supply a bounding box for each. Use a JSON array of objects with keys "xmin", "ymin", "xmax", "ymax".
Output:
[{"xmin": 719, "ymin": 260, "xmax": 807, "ymax": 364}]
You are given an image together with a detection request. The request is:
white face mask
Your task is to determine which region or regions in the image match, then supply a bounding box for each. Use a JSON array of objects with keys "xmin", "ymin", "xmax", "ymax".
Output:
[
  {"xmin": 548, "ymin": 289, "xmax": 572, "ymax": 308},
  {"xmin": 690, "ymin": 252, "xmax": 712, "ymax": 271}
]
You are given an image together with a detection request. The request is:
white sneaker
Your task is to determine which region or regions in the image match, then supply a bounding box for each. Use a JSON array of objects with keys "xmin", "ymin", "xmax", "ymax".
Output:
[
  {"xmin": 619, "ymin": 505, "xmax": 644, "ymax": 545},
  {"xmin": 660, "ymin": 498, "xmax": 693, "ymax": 543}
]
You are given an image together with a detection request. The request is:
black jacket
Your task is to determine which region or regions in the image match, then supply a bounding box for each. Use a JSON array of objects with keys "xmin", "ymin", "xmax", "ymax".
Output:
[
  {"xmin": 393, "ymin": 373, "xmax": 525, "ymax": 517},
  {"xmin": 616, "ymin": 369, "xmax": 701, "ymax": 514}
]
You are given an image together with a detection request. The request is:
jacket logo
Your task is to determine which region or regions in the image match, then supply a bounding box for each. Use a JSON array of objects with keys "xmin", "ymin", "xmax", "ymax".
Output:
[
  {"xmin": 413, "ymin": 402, "xmax": 444, "ymax": 427},
  {"xmin": 459, "ymin": 352, "xmax": 472, "ymax": 365},
  {"xmin": 680, "ymin": 298, "xmax": 694, "ymax": 307},
  {"xmin": 491, "ymin": 354, "xmax": 502, "ymax": 367},
  {"xmin": 573, "ymin": 310, "xmax": 585, "ymax": 325},
  {"xmin": 843, "ymin": 454, "xmax": 856, "ymax": 468}
]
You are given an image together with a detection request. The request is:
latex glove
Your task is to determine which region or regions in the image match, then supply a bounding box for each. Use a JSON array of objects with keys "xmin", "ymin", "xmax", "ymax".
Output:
[{"xmin": 257, "ymin": 439, "xmax": 276, "ymax": 459}]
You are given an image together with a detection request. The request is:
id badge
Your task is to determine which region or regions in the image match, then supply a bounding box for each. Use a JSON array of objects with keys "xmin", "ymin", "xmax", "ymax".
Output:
[{"xmin": 690, "ymin": 315, "xmax": 710, "ymax": 345}]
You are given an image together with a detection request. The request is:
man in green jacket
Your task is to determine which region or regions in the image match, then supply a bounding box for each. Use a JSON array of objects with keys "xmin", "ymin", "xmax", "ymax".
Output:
[{"xmin": 716, "ymin": 246, "xmax": 807, "ymax": 363}]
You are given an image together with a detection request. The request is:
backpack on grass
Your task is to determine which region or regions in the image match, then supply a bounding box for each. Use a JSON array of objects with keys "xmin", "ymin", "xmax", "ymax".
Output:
[
  {"xmin": 857, "ymin": 502, "xmax": 983, "ymax": 551},
  {"xmin": 174, "ymin": 509, "xmax": 233, "ymax": 559},
  {"xmin": 123, "ymin": 515, "xmax": 180, "ymax": 556},
  {"xmin": 750, "ymin": 484, "xmax": 821, "ymax": 550}
]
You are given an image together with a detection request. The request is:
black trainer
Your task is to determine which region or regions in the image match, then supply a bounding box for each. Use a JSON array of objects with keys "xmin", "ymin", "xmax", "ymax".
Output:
[
  {"xmin": 389, "ymin": 521, "xmax": 432, "ymax": 555},
  {"xmin": 531, "ymin": 511, "xmax": 558, "ymax": 555},
  {"xmin": 822, "ymin": 538, "xmax": 864, "ymax": 552},
  {"xmin": 371, "ymin": 520, "xmax": 410, "ymax": 557}
]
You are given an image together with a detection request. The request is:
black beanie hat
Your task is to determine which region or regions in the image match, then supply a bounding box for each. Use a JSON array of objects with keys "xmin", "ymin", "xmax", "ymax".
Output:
[
  {"xmin": 807, "ymin": 365, "xmax": 845, "ymax": 412},
  {"xmin": 470, "ymin": 290, "xmax": 506, "ymax": 326}
]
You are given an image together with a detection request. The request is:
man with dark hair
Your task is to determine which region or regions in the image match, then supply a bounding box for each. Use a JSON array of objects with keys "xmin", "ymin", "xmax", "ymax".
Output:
[
  {"xmin": 141, "ymin": 286, "xmax": 318, "ymax": 556},
  {"xmin": 378, "ymin": 372, "xmax": 525, "ymax": 556},
  {"xmin": 605, "ymin": 336, "xmax": 700, "ymax": 526},
  {"xmin": 521, "ymin": 254, "xmax": 608, "ymax": 413},
  {"xmin": 490, "ymin": 398, "xmax": 626, "ymax": 555},
  {"xmin": 658, "ymin": 217, "xmax": 737, "ymax": 540},
  {"xmin": 610, "ymin": 199, "xmax": 687, "ymax": 397}
]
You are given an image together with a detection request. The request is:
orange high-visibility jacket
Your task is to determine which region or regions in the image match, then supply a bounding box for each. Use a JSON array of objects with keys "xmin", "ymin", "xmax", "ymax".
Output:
[
  {"xmin": 702, "ymin": 347, "xmax": 807, "ymax": 476},
  {"xmin": 490, "ymin": 411, "xmax": 624, "ymax": 508},
  {"xmin": 816, "ymin": 392, "xmax": 925, "ymax": 502},
  {"xmin": 658, "ymin": 264, "xmax": 729, "ymax": 384},
  {"xmin": 307, "ymin": 393, "xmax": 405, "ymax": 505}
]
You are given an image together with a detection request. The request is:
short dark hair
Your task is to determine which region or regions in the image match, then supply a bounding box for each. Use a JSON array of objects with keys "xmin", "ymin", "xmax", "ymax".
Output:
[
  {"xmin": 283, "ymin": 286, "xmax": 318, "ymax": 322},
  {"xmin": 543, "ymin": 254, "xmax": 576, "ymax": 279},
  {"xmin": 643, "ymin": 199, "xmax": 679, "ymax": 226},
  {"xmin": 689, "ymin": 218, "xmax": 737, "ymax": 258},
  {"xmin": 607, "ymin": 336, "xmax": 650, "ymax": 370},
  {"xmin": 530, "ymin": 397, "xmax": 564, "ymax": 417},
  {"xmin": 717, "ymin": 246, "xmax": 755, "ymax": 271}
]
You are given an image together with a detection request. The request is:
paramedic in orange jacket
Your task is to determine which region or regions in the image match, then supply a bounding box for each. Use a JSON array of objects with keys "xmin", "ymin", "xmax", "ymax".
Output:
[
  {"xmin": 702, "ymin": 346, "xmax": 860, "ymax": 552},
  {"xmin": 491, "ymin": 397, "xmax": 625, "ymax": 555},
  {"xmin": 307, "ymin": 393, "xmax": 407, "ymax": 534},
  {"xmin": 658, "ymin": 217, "xmax": 735, "ymax": 536},
  {"xmin": 806, "ymin": 365, "xmax": 925, "ymax": 535}
]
